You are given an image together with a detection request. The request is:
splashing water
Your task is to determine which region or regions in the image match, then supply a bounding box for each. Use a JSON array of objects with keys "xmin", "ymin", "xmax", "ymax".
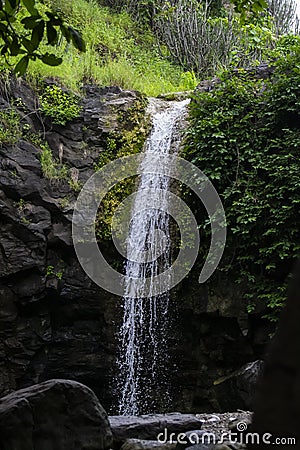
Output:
[{"xmin": 115, "ymin": 98, "xmax": 190, "ymax": 415}]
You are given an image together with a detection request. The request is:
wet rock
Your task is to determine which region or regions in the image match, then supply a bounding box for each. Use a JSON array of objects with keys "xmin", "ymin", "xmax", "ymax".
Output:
[
  {"xmin": 0, "ymin": 379, "xmax": 113, "ymax": 450},
  {"xmin": 214, "ymin": 446, "xmax": 232, "ymax": 450},
  {"xmin": 195, "ymin": 77, "xmax": 221, "ymax": 92},
  {"xmin": 196, "ymin": 411, "xmax": 252, "ymax": 443},
  {"xmin": 109, "ymin": 414, "xmax": 203, "ymax": 446}
]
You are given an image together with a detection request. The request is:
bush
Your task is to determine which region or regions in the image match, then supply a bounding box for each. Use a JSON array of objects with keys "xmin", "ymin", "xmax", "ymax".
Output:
[{"xmin": 40, "ymin": 85, "xmax": 81, "ymax": 125}]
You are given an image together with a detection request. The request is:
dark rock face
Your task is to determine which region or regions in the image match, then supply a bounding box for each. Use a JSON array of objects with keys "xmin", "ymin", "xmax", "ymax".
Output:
[
  {"xmin": 0, "ymin": 379, "xmax": 112, "ymax": 450},
  {"xmin": 214, "ymin": 360, "xmax": 264, "ymax": 411},
  {"xmin": 170, "ymin": 275, "xmax": 268, "ymax": 412},
  {"xmin": 0, "ymin": 78, "xmax": 143, "ymax": 408},
  {"xmin": 249, "ymin": 260, "xmax": 300, "ymax": 449},
  {"xmin": 0, "ymin": 77, "xmax": 268, "ymax": 414}
]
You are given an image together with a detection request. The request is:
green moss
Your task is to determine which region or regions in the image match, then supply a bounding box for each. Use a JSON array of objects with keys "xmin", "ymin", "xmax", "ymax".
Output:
[{"xmin": 95, "ymin": 96, "xmax": 150, "ymax": 240}]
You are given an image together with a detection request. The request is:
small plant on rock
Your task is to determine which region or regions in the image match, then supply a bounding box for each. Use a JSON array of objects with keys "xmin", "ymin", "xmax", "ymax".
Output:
[
  {"xmin": 40, "ymin": 85, "xmax": 82, "ymax": 125},
  {"xmin": 39, "ymin": 146, "xmax": 68, "ymax": 182}
]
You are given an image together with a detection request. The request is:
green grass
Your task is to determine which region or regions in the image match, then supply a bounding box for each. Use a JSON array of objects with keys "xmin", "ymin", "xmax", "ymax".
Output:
[{"xmin": 26, "ymin": 0, "xmax": 197, "ymax": 96}]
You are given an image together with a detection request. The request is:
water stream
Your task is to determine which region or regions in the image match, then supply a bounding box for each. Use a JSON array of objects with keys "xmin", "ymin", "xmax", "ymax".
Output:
[{"xmin": 116, "ymin": 98, "xmax": 190, "ymax": 415}]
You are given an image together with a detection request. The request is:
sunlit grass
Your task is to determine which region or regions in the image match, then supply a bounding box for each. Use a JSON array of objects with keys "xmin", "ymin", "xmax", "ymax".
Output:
[{"xmin": 25, "ymin": 0, "xmax": 198, "ymax": 95}]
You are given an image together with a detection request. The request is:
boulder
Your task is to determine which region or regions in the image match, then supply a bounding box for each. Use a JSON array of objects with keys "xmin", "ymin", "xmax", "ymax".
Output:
[
  {"xmin": 109, "ymin": 414, "xmax": 203, "ymax": 446},
  {"xmin": 0, "ymin": 379, "xmax": 113, "ymax": 450}
]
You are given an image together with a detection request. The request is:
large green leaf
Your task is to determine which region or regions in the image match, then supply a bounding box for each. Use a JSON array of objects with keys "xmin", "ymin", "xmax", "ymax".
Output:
[
  {"xmin": 31, "ymin": 19, "xmax": 44, "ymax": 51},
  {"xmin": 41, "ymin": 53, "xmax": 62, "ymax": 66},
  {"xmin": 21, "ymin": 16, "xmax": 41, "ymax": 29},
  {"xmin": 14, "ymin": 55, "xmax": 29, "ymax": 76},
  {"xmin": 22, "ymin": 0, "xmax": 38, "ymax": 16},
  {"xmin": 68, "ymin": 26, "xmax": 86, "ymax": 52},
  {"xmin": 46, "ymin": 22, "xmax": 57, "ymax": 45}
]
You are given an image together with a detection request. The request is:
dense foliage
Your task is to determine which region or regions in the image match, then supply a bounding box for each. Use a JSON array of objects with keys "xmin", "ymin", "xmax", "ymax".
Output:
[
  {"xmin": 0, "ymin": 0, "xmax": 85, "ymax": 75},
  {"xmin": 184, "ymin": 45, "xmax": 300, "ymax": 319}
]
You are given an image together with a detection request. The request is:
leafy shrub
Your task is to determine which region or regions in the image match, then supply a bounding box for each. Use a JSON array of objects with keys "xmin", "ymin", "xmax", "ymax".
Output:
[
  {"xmin": 184, "ymin": 54, "xmax": 300, "ymax": 320},
  {"xmin": 40, "ymin": 85, "xmax": 81, "ymax": 125}
]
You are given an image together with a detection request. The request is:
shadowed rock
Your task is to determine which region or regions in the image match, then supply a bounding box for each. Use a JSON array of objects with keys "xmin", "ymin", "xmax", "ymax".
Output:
[
  {"xmin": 214, "ymin": 360, "xmax": 264, "ymax": 411},
  {"xmin": 0, "ymin": 379, "xmax": 113, "ymax": 450},
  {"xmin": 249, "ymin": 260, "xmax": 300, "ymax": 449},
  {"xmin": 109, "ymin": 414, "xmax": 202, "ymax": 447}
]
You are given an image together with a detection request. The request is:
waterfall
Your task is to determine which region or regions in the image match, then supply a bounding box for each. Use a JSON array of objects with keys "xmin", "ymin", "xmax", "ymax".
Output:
[{"xmin": 115, "ymin": 98, "xmax": 190, "ymax": 415}]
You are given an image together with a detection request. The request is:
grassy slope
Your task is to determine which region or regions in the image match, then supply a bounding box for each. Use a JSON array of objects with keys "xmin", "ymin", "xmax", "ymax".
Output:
[{"xmin": 26, "ymin": 0, "xmax": 197, "ymax": 96}]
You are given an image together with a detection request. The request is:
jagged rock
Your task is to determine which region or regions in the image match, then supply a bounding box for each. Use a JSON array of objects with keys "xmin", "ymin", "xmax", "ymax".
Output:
[
  {"xmin": 109, "ymin": 414, "xmax": 203, "ymax": 446},
  {"xmin": 195, "ymin": 77, "xmax": 221, "ymax": 92},
  {"xmin": 0, "ymin": 379, "xmax": 113, "ymax": 450},
  {"xmin": 214, "ymin": 360, "xmax": 264, "ymax": 411}
]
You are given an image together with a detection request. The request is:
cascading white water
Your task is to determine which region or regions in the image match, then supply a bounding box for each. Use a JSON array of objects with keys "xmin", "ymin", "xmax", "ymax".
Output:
[{"xmin": 116, "ymin": 98, "xmax": 190, "ymax": 415}]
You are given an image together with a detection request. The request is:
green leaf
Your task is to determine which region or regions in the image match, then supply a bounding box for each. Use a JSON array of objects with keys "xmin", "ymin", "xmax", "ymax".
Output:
[
  {"xmin": 31, "ymin": 19, "xmax": 44, "ymax": 50},
  {"xmin": 9, "ymin": 36, "xmax": 20, "ymax": 56},
  {"xmin": 21, "ymin": 0, "xmax": 38, "ymax": 16},
  {"xmin": 41, "ymin": 53, "xmax": 62, "ymax": 66},
  {"xmin": 60, "ymin": 24, "xmax": 71, "ymax": 43},
  {"xmin": 46, "ymin": 22, "xmax": 57, "ymax": 45},
  {"xmin": 21, "ymin": 16, "xmax": 41, "ymax": 29},
  {"xmin": 68, "ymin": 26, "xmax": 86, "ymax": 52},
  {"xmin": 45, "ymin": 11, "xmax": 62, "ymax": 26},
  {"xmin": 22, "ymin": 37, "xmax": 34, "ymax": 52},
  {"xmin": 1, "ymin": 44, "xmax": 8, "ymax": 55},
  {"xmin": 5, "ymin": 0, "xmax": 18, "ymax": 12},
  {"xmin": 14, "ymin": 55, "xmax": 29, "ymax": 76}
]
